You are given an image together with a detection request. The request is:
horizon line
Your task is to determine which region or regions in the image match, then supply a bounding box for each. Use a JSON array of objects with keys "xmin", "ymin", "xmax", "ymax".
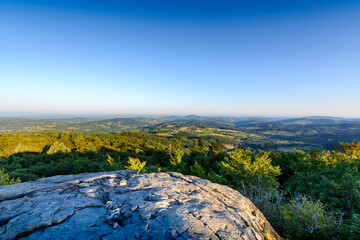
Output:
[{"xmin": 1, "ymin": 111, "xmax": 360, "ymax": 120}]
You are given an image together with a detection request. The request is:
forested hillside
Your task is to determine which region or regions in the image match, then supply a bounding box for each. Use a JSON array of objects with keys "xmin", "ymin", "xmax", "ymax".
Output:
[
  {"xmin": 1, "ymin": 131, "xmax": 360, "ymax": 239},
  {"xmin": 1, "ymin": 116, "xmax": 359, "ymax": 151}
]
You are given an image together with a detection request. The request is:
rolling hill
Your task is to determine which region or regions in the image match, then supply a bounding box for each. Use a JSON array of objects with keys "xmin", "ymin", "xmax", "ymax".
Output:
[{"xmin": 1, "ymin": 116, "xmax": 359, "ymax": 151}]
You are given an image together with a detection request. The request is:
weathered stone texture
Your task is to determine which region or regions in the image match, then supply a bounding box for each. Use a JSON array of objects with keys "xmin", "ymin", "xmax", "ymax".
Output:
[{"xmin": 0, "ymin": 170, "xmax": 280, "ymax": 240}]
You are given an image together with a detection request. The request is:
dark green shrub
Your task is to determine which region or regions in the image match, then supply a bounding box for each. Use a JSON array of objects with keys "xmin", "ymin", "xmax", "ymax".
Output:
[{"xmin": 278, "ymin": 196, "xmax": 340, "ymax": 239}]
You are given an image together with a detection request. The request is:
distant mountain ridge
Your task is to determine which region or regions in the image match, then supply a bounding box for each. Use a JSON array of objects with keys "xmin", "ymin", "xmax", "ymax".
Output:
[{"xmin": 0, "ymin": 116, "xmax": 359, "ymax": 151}]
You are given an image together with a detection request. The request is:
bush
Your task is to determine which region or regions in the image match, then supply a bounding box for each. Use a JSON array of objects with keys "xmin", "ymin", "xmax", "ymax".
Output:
[
  {"xmin": 342, "ymin": 213, "xmax": 360, "ymax": 240},
  {"xmin": 278, "ymin": 196, "xmax": 340, "ymax": 239},
  {"xmin": 239, "ymin": 181, "xmax": 283, "ymax": 227},
  {"xmin": 144, "ymin": 165, "xmax": 162, "ymax": 173},
  {"xmin": 242, "ymin": 184, "xmax": 342, "ymax": 240},
  {"xmin": 9, "ymin": 171, "xmax": 38, "ymax": 182}
]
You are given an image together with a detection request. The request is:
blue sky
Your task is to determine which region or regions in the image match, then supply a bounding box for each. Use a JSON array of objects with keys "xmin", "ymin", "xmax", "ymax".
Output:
[{"xmin": 1, "ymin": 0, "xmax": 360, "ymax": 117}]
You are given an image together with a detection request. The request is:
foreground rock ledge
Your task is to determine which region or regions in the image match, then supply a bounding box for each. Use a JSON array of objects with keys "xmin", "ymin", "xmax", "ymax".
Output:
[{"xmin": 0, "ymin": 170, "xmax": 280, "ymax": 240}]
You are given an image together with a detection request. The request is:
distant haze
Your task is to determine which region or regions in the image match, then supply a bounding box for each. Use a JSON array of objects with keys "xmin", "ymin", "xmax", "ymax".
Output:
[{"xmin": 1, "ymin": 0, "xmax": 360, "ymax": 117}]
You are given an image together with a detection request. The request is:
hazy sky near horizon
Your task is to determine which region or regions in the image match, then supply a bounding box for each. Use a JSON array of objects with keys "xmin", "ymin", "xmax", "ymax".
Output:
[{"xmin": 1, "ymin": 0, "xmax": 360, "ymax": 117}]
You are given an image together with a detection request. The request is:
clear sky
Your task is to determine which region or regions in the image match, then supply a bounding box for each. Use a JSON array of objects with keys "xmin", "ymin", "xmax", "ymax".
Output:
[{"xmin": 1, "ymin": 0, "xmax": 360, "ymax": 117}]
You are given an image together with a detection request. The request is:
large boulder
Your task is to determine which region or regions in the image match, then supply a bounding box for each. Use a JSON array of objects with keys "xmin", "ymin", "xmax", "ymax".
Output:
[{"xmin": 0, "ymin": 170, "xmax": 280, "ymax": 240}]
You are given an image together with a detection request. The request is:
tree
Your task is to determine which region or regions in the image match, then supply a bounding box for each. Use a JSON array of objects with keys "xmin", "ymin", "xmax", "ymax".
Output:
[
  {"xmin": 47, "ymin": 141, "xmax": 71, "ymax": 154},
  {"xmin": 0, "ymin": 168, "xmax": 21, "ymax": 186},
  {"xmin": 169, "ymin": 139, "xmax": 184, "ymax": 169},
  {"xmin": 221, "ymin": 149, "xmax": 281, "ymax": 190},
  {"xmin": 190, "ymin": 136, "xmax": 206, "ymax": 156},
  {"xmin": 106, "ymin": 154, "xmax": 116, "ymax": 167},
  {"xmin": 125, "ymin": 157, "xmax": 146, "ymax": 174},
  {"xmin": 14, "ymin": 143, "xmax": 25, "ymax": 153},
  {"xmin": 208, "ymin": 140, "xmax": 225, "ymax": 156},
  {"xmin": 285, "ymin": 161, "xmax": 360, "ymax": 216},
  {"xmin": 190, "ymin": 161, "xmax": 206, "ymax": 178},
  {"xmin": 198, "ymin": 136, "xmax": 206, "ymax": 154},
  {"xmin": 189, "ymin": 139, "xmax": 200, "ymax": 155},
  {"xmin": 207, "ymin": 140, "xmax": 227, "ymax": 171},
  {"xmin": 339, "ymin": 141, "xmax": 360, "ymax": 158}
]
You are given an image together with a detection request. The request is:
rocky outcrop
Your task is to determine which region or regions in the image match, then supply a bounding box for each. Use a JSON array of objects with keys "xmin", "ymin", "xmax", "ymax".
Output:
[{"xmin": 0, "ymin": 170, "xmax": 280, "ymax": 240}]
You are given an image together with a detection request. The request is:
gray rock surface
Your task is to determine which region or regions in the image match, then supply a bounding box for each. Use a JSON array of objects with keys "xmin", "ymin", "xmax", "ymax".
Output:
[{"xmin": 0, "ymin": 170, "xmax": 280, "ymax": 240}]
